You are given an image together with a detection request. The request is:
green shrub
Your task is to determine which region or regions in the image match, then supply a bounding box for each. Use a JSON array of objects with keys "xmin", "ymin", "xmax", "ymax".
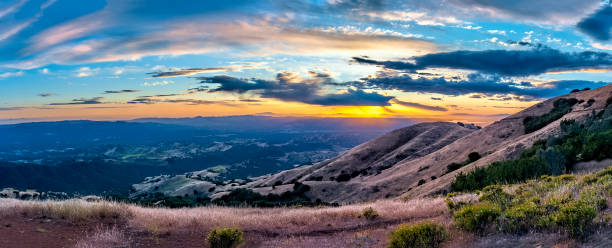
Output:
[
  {"xmin": 336, "ymin": 173, "xmax": 351, "ymax": 182},
  {"xmin": 553, "ymin": 200, "xmax": 597, "ymax": 239},
  {"xmin": 207, "ymin": 227, "xmax": 244, "ymax": 248},
  {"xmin": 523, "ymin": 98, "xmax": 578, "ymax": 134},
  {"xmin": 451, "ymin": 157, "xmax": 549, "ymax": 192},
  {"xmin": 579, "ymin": 187, "xmax": 607, "ymax": 210},
  {"xmin": 388, "ymin": 222, "xmax": 447, "ymax": 248},
  {"xmin": 468, "ymin": 152, "xmax": 481, "ymax": 162},
  {"xmin": 453, "ymin": 202, "xmax": 501, "ymax": 232},
  {"xmin": 479, "ymin": 185, "xmax": 513, "ymax": 210},
  {"xmin": 445, "ymin": 194, "xmax": 473, "ymax": 212},
  {"xmin": 362, "ymin": 207, "xmax": 379, "ymax": 220},
  {"xmin": 417, "ymin": 179, "xmax": 426, "ymax": 186},
  {"xmin": 446, "ymin": 163, "xmax": 464, "ymax": 173},
  {"xmin": 499, "ymin": 201, "xmax": 545, "ymax": 233},
  {"xmin": 446, "ymin": 152, "xmax": 482, "ymax": 173},
  {"xmin": 597, "ymin": 166, "xmax": 612, "ymax": 177}
]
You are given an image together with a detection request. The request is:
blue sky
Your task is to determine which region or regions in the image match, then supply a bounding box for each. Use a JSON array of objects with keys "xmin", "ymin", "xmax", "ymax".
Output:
[{"xmin": 0, "ymin": 0, "xmax": 611, "ymax": 124}]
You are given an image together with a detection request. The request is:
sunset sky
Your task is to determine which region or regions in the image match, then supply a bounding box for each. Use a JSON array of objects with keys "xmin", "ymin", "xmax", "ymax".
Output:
[{"xmin": 1, "ymin": 0, "xmax": 612, "ymax": 124}]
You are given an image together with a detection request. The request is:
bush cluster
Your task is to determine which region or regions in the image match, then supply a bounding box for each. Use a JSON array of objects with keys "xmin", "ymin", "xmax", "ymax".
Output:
[
  {"xmin": 212, "ymin": 182, "xmax": 316, "ymax": 207},
  {"xmin": 388, "ymin": 222, "xmax": 447, "ymax": 248},
  {"xmin": 362, "ymin": 207, "xmax": 379, "ymax": 220},
  {"xmin": 523, "ymin": 98, "xmax": 578, "ymax": 134},
  {"xmin": 207, "ymin": 227, "xmax": 243, "ymax": 248},
  {"xmin": 452, "ymin": 201, "xmax": 501, "ymax": 232},
  {"xmin": 451, "ymin": 168, "xmax": 612, "ymax": 240},
  {"xmin": 446, "ymin": 152, "xmax": 481, "ymax": 173}
]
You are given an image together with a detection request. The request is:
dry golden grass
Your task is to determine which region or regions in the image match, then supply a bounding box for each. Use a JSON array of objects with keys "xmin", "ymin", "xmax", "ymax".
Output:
[
  {"xmin": 0, "ymin": 198, "xmax": 131, "ymax": 221},
  {"xmin": 126, "ymin": 198, "xmax": 447, "ymax": 234},
  {"xmin": 75, "ymin": 226, "xmax": 133, "ymax": 248},
  {"xmin": 0, "ymin": 197, "xmax": 447, "ymax": 236}
]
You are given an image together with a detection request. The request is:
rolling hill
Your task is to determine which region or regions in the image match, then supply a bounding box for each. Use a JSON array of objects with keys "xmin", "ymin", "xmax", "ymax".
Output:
[{"xmin": 191, "ymin": 84, "xmax": 612, "ymax": 204}]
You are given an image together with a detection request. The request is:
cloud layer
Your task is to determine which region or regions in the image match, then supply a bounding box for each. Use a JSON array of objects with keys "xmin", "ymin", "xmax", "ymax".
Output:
[
  {"xmin": 354, "ymin": 73, "xmax": 607, "ymax": 99},
  {"xmin": 353, "ymin": 47, "xmax": 612, "ymax": 76},
  {"xmin": 577, "ymin": 4, "xmax": 612, "ymax": 41},
  {"xmin": 197, "ymin": 73, "xmax": 394, "ymax": 106}
]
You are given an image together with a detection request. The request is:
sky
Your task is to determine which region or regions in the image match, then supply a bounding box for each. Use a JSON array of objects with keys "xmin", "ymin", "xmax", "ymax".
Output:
[{"xmin": 0, "ymin": 0, "xmax": 611, "ymax": 124}]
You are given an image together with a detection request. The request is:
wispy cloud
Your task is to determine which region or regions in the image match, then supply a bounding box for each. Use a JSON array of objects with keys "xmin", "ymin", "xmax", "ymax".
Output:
[
  {"xmin": 0, "ymin": 71, "xmax": 23, "ymax": 79},
  {"xmin": 0, "ymin": 107, "xmax": 24, "ymax": 111},
  {"xmin": 103, "ymin": 90, "xmax": 140, "ymax": 94},
  {"xmin": 143, "ymin": 80, "xmax": 174, "ymax": 87},
  {"xmin": 0, "ymin": 0, "xmax": 27, "ymax": 19},
  {"xmin": 49, "ymin": 97, "xmax": 104, "ymax": 105},
  {"xmin": 148, "ymin": 67, "xmax": 228, "ymax": 78},
  {"xmin": 7, "ymin": 17, "xmax": 437, "ymax": 69},
  {"xmin": 74, "ymin": 67, "xmax": 99, "ymax": 77},
  {"xmin": 392, "ymin": 99, "xmax": 448, "ymax": 111}
]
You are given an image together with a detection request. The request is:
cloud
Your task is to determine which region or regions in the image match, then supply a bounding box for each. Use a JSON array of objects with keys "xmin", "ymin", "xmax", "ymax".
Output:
[
  {"xmin": 0, "ymin": 0, "xmax": 57, "ymax": 43},
  {"xmin": 49, "ymin": 97, "xmax": 104, "ymax": 105},
  {"xmin": 126, "ymin": 95, "xmax": 236, "ymax": 106},
  {"xmin": 352, "ymin": 47, "xmax": 612, "ymax": 76},
  {"xmin": 0, "ymin": 0, "xmax": 27, "ymax": 19},
  {"xmin": 143, "ymin": 80, "xmax": 174, "ymax": 86},
  {"xmin": 447, "ymin": 0, "xmax": 600, "ymax": 25},
  {"xmin": 38, "ymin": 93, "xmax": 52, "ymax": 97},
  {"xmin": 148, "ymin": 67, "xmax": 228, "ymax": 78},
  {"xmin": 0, "ymin": 71, "xmax": 23, "ymax": 79},
  {"xmin": 0, "ymin": 107, "xmax": 24, "ymax": 111},
  {"xmin": 5, "ymin": 12, "xmax": 436, "ymax": 69},
  {"xmin": 197, "ymin": 73, "xmax": 393, "ymax": 106},
  {"xmin": 355, "ymin": 73, "xmax": 608, "ymax": 99},
  {"xmin": 577, "ymin": 4, "xmax": 612, "ymax": 41},
  {"xmin": 360, "ymin": 10, "xmax": 464, "ymax": 26},
  {"xmin": 392, "ymin": 99, "xmax": 447, "ymax": 111},
  {"xmin": 103, "ymin": 90, "xmax": 140, "ymax": 94},
  {"xmin": 320, "ymin": 0, "xmax": 599, "ymax": 26},
  {"xmin": 74, "ymin": 67, "xmax": 99, "ymax": 77}
]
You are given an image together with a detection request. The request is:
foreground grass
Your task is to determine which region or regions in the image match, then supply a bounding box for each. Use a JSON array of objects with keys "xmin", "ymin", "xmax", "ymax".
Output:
[{"xmin": 0, "ymin": 197, "xmax": 447, "ymax": 236}]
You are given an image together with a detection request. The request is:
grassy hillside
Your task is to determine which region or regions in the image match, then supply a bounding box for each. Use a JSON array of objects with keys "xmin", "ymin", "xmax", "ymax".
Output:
[{"xmin": 451, "ymin": 96, "xmax": 612, "ymax": 192}]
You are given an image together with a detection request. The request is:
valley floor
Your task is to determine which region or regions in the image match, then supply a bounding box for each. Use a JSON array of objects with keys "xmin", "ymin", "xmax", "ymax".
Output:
[{"xmin": 0, "ymin": 196, "xmax": 610, "ymax": 248}]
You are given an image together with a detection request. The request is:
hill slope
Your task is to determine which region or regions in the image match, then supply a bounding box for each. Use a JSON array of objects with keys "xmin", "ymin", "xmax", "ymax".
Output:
[{"xmin": 229, "ymin": 84, "xmax": 612, "ymax": 203}]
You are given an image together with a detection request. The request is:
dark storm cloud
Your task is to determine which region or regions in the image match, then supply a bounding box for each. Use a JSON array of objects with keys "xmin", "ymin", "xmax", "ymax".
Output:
[
  {"xmin": 49, "ymin": 97, "xmax": 104, "ymax": 105},
  {"xmin": 103, "ymin": 90, "xmax": 140, "ymax": 94},
  {"xmin": 197, "ymin": 73, "xmax": 393, "ymax": 106},
  {"xmin": 355, "ymin": 74, "xmax": 608, "ymax": 98},
  {"xmin": 392, "ymin": 99, "xmax": 448, "ymax": 111},
  {"xmin": 577, "ymin": 4, "xmax": 612, "ymax": 41},
  {"xmin": 352, "ymin": 47, "xmax": 612, "ymax": 76}
]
